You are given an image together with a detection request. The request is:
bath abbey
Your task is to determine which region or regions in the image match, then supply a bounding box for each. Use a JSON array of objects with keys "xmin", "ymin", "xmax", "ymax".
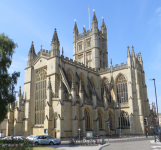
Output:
[{"xmin": 5, "ymin": 12, "xmax": 156, "ymax": 138}]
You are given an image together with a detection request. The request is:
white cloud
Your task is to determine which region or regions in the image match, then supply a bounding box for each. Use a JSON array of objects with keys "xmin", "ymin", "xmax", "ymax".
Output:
[
  {"xmin": 11, "ymin": 64, "xmax": 23, "ymax": 70},
  {"xmin": 20, "ymin": 56, "xmax": 28, "ymax": 61},
  {"xmin": 156, "ymin": 7, "xmax": 161, "ymax": 13}
]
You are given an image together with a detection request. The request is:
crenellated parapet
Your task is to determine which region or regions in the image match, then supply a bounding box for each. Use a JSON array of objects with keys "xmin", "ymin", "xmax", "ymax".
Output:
[
  {"xmin": 61, "ymin": 55, "xmax": 98, "ymax": 74},
  {"xmin": 77, "ymin": 30, "xmax": 91, "ymax": 41},
  {"xmin": 98, "ymin": 62, "xmax": 128, "ymax": 74}
]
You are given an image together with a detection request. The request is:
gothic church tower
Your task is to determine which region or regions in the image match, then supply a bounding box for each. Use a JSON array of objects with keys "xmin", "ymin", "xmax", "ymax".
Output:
[{"xmin": 73, "ymin": 12, "xmax": 108, "ymax": 69}]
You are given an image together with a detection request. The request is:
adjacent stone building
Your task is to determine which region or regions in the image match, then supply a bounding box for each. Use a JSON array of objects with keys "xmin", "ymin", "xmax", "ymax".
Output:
[{"xmin": 6, "ymin": 12, "xmax": 154, "ymax": 138}]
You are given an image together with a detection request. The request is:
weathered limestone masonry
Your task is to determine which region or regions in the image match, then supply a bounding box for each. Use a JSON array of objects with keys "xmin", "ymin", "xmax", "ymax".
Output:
[{"xmin": 6, "ymin": 12, "xmax": 154, "ymax": 138}]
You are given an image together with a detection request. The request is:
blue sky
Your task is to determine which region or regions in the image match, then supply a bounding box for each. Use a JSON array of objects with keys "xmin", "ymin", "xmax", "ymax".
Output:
[{"xmin": 1, "ymin": 0, "xmax": 161, "ymax": 113}]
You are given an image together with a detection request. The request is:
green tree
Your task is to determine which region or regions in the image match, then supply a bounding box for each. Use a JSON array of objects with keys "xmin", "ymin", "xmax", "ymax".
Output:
[{"xmin": 0, "ymin": 33, "xmax": 20, "ymax": 123}]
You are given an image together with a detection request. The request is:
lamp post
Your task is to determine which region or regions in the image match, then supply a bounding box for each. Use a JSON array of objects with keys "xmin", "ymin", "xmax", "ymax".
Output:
[
  {"xmin": 150, "ymin": 79, "xmax": 158, "ymax": 132},
  {"xmin": 119, "ymin": 97, "xmax": 124, "ymax": 137}
]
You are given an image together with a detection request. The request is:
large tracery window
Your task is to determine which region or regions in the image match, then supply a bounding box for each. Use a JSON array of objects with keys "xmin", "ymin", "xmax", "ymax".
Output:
[
  {"xmin": 85, "ymin": 109, "xmax": 90, "ymax": 130},
  {"xmin": 116, "ymin": 75, "xmax": 128, "ymax": 103},
  {"xmin": 35, "ymin": 68, "xmax": 47, "ymax": 124},
  {"xmin": 98, "ymin": 111, "xmax": 102, "ymax": 129},
  {"xmin": 118, "ymin": 111, "xmax": 130, "ymax": 128},
  {"xmin": 101, "ymin": 79, "xmax": 111, "ymax": 102}
]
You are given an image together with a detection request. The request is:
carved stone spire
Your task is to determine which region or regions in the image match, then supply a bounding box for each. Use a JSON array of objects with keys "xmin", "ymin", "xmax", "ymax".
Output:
[
  {"xmin": 18, "ymin": 86, "xmax": 21, "ymax": 97},
  {"xmin": 127, "ymin": 46, "xmax": 130, "ymax": 57},
  {"xmin": 101, "ymin": 19, "xmax": 106, "ymax": 29},
  {"xmin": 92, "ymin": 12, "xmax": 97, "ymax": 22},
  {"xmin": 74, "ymin": 21, "xmax": 78, "ymax": 31},
  {"xmin": 29, "ymin": 41, "xmax": 36, "ymax": 55},
  {"xmin": 83, "ymin": 26, "xmax": 86, "ymax": 33},
  {"xmin": 110, "ymin": 59, "xmax": 112, "ymax": 66},
  {"xmin": 48, "ymin": 77, "xmax": 51, "ymax": 90},
  {"xmin": 52, "ymin": 28, "xmax": 59, "ymax": 44},
  {"xmin": 132, "ymin": 45, "xmax": 135, "ymax": 58}
]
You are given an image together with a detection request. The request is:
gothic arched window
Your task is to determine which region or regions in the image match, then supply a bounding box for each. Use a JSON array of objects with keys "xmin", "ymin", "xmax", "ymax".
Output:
[
  {"xmin": 98, "ymin": 111, "xmax": 102, "ymax": 129},
  {"xmin": 116, "ymin": 75, "xmax": 128, "ymax": 103},
  {"xmin": 118, "ymin": 111, "xmax": 130, "ymax": 128},
  {"xmin": 35, "ymin": 68, "xmax": 47, "ymax": 124},
  {"xmin": 85, "ymin": 109, "xmax": 90, "ymax": 130},
  {"xmin": 101, "ymin": 79, "xmax": 111, "ymax": 102}
]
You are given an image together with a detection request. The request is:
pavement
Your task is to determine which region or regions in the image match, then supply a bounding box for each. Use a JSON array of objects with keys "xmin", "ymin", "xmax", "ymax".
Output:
[
  {"xmin": 59, "ymin": 135, "xmax": 154, "ymax": 145},
  {"xmin": 47, "ymin": 139, "xmax": 161, "ymax": 150},
  {"xmin": 46, "ymin": 136, "xmax": 157, "ymax": 150}
]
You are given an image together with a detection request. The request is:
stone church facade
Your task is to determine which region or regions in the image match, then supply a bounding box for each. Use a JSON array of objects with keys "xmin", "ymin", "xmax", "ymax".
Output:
[{"xmin": 6, "ymin": 12, "xmax": 153, "ymax": 138}]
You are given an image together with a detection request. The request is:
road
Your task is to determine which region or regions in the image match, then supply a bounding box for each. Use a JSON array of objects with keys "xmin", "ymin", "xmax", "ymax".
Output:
[{"xmin": 47, "ymin": 139, "xmax": 161, "ymax": 150}]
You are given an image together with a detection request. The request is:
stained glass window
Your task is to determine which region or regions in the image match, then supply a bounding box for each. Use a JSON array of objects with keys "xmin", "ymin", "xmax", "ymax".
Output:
[{"xmin": 35, "ymin": 68, "xmax": 47, "ymax": 124}]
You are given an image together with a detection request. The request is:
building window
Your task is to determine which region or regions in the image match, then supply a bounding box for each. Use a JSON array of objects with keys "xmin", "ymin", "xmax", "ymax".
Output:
[
  {"xmin": 116, "ymin": 75, "xmax": 128, "ymax": 103},
  {"xmin": 101, "ymin": 79, "xmax": 112, "ymax": 102},
  {"xmin": 85, "ymin": 109, "xmax": 90, "ymax": 130},
  {"xmin": 78, "ymin": 44, "xmax": 82, "ymax": 51},
  {"xmin": 86, "ymin": 40, "xmax": 90, "ymax": 47},
  {"xmin": 98, "ymin": 111, "xmax": 102, "ymax": 129},
  {"xmin": 35, "ymin": 68, "xmax": 47, "ymax": 124},
  {"xmin": 78, "ymin": 55, "xmax": 83, "ymax": 63},
  {"xmin": 54, "ymin": 118, "xmax": 56, "ymax": 128},
  {"xmin": 118, "ymin": 111, "xmax": 130, "ymax": 128}
]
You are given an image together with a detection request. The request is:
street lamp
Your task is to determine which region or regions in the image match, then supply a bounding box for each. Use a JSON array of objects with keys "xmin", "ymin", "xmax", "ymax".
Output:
[
  {"xmin": 150, "ymin": 78, "xmax": 158, "ymax": 132},
  {"xmin": 119, "ymin": 97, "xmax": 124, "ymax": 137}
]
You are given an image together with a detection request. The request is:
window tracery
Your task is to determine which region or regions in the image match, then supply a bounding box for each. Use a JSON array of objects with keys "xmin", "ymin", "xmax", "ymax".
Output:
[
  {"xmin": 101, "ymin": 79, "xmax": 111, "ymax": 102},
  {"xmin": 116, "ymin": 75, "xmax": 128, "ymax": 103},
  {"xmin": 118, "ymin": 111, "xmax": 130, "ymax": 127},
  {"xmin": 35, "ymin": 67, "xmax": 47, "ymax": 124}
]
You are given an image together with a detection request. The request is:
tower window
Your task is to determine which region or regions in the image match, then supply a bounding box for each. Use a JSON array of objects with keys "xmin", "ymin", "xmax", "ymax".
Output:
[
  {"xmin": 78, "ymin": 44, "xmax": 82, "ymax": 51},
  {"xmin": 86, "ymin": 40, "xmax": 90, "ymax": 47}
]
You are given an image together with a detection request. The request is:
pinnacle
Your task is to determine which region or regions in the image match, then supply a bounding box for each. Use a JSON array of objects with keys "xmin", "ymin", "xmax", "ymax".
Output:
[
  {"xmin": 52, "ymin": 28, "xmax": 59, "ymax": 44},
  {"xmin": 29, "ymin": 41, "xmax": 36, "ymax": 55},
  {"xmin": 18, "ymin": 86, "xmax": 21, "ymax": 96},
  {"xmin": 74, "ymin": 22, "xmax": 78, "ymax": 31},
  {"xmin": 101, "ymin": 19, "xmax": 106, "ymax": 28},
  {"xmin": 92, "ymin": 12, "xmax": 97, "ymax": 22},
  {"xmin": 127, "ymin": 46, "xmax": 130, "ymax": 57},
  {"xmin": 132, "ymin": 46, "xmax": 135, "ymax": 57}
]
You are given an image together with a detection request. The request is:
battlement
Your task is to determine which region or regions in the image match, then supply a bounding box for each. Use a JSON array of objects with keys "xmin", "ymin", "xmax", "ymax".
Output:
[
  {"xmin": 98, "ymin": 62, "xmax": 128, "ymax": 74},
  {"xmin": 61, "ymin": 55, "xmax": 98, "ymax": 74},
  {"xmin": 77, "ymin": 30, "xmax": 91, "ymax": 40}
]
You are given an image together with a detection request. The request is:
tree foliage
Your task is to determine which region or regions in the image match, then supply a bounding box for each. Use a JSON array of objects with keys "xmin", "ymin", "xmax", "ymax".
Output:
[{"xmin": 0, "ymin": 33, "xmax": 20, "ymax": 123}]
